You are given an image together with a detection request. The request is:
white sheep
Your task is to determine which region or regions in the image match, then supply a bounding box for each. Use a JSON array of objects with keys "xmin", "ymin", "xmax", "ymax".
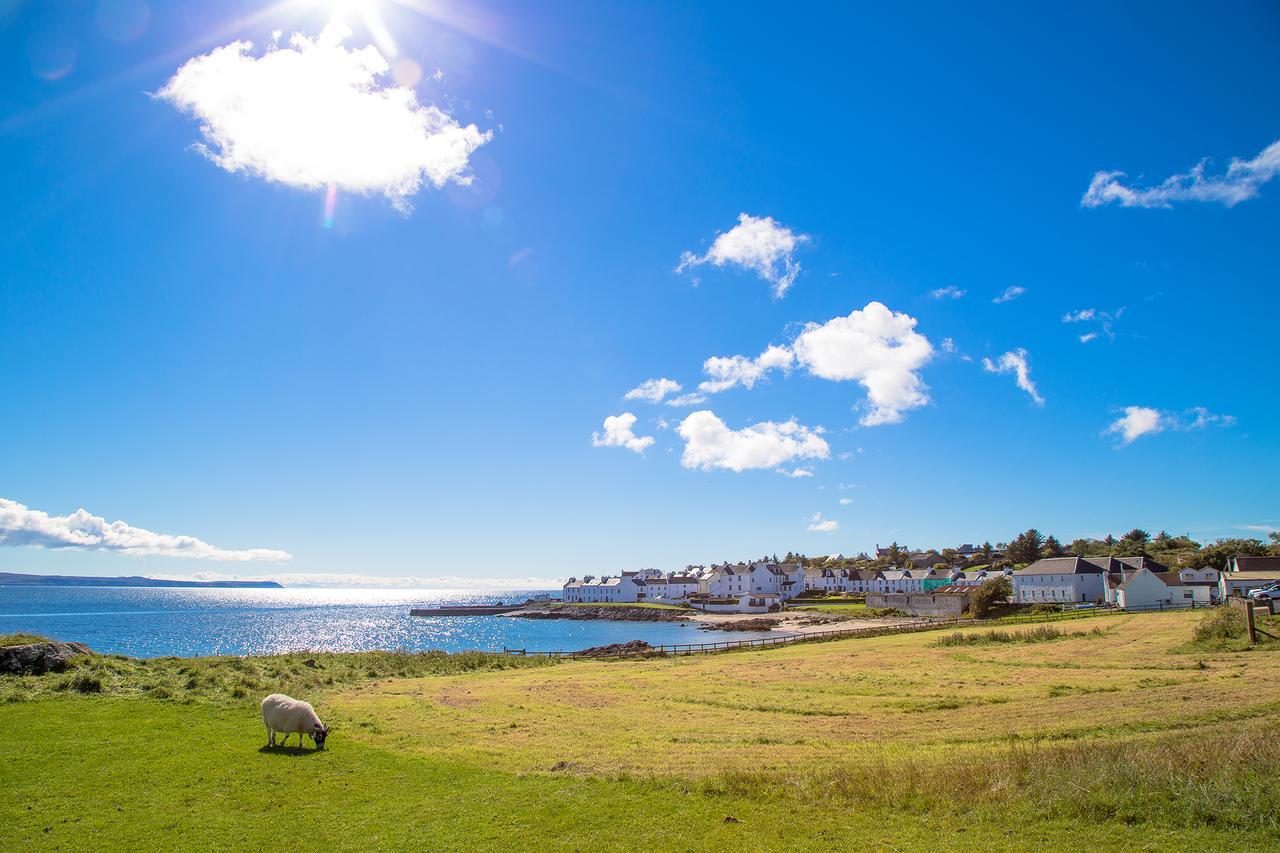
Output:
[{"xmin": 261, "ymin": 693, "xmax": 329, "ymax": 751}]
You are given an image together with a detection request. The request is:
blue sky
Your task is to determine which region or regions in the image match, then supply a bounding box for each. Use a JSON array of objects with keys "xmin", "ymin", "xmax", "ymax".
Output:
[{"xmin": 1, "ymin": 0, "xmax": 1277, "ymax": 584}]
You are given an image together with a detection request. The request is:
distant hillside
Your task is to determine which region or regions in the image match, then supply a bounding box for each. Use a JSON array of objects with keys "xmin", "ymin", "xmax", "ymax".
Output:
[{"xmin": 0, "ymin": 572, "xmax": 283, "ymax": 589}]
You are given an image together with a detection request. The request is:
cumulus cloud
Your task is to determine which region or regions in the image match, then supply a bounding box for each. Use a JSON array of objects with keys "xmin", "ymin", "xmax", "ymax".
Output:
[
  {"xmin": 930, "ymin": 286, "xmax": 966, "ymax": 300},
  {"xmin": 838, "ymin": 497, "xmax": 853, "ymax": 505},
  {"xmin": 698, "ymin": 345, "xmax": 795, "ymax": 393},
  {"xmin": 982, "ymin": 349, "xmax": 1044, "ymax": 406},
  {"xmin": 808, "ymin": 512, "xmax": 839, "ymax": 533},
  {"xmin": 0, "ymin": 498, "xmax": 291, "ymax": 561},
  {"xmin": 592, "ymin": 413, "xmax": 655, "ymax": 453},
  {"xmin": 156, "ymin": 22, "xmax": 490, "ymax": 211},
  {"xmin": 665, "ymin": 392, "xmax": 708, "ymax": 407},
  {"xmin": 1104, "ymin": 406, "xmax": 1165, "ymax": 445},
  {"xmin": 691, "ymin": 303, "xmax": 934, "ymax": 426},
  {"xmin": 778, "ymin": 467, "xmax": 814, "ymax": 478},
  {"xmin": 624, "ymin": 378, "xmax": 681, "ymax": 403},
  {"xmin": 993, "ymin": 286, "xmax": 1026, "ymax": 304},
  {"xmin": 1079, "ymin": 333, "xmax": 1099, "ymax": 343},
  {"xmin": 1082, "ymin": 139, "xmax": 1280, "ymax": 209},
  {"xmin": 676, "ymin": 411, "xmax": 829, "ymax": 472},
  {"xmin": 791, "ymin": 302, "xmax": 934, "ymax": 425},
  {"xmin": 1104, "ymin": 405, "xmax": 1235, "ymax": 445},
  {"xmin": 676, "ymin": 213, "xmax": 810, "ymax": 297}
]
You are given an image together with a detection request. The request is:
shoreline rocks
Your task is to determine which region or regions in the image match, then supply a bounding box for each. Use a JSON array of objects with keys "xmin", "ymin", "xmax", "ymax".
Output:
[
  {"xmin": 572, "ymin": 640, "xmax": 656, "ymax": 657},
  {"xmin": 509, "ymin": 605, "xmax": 693, "ymax": 623},
  {"xmin": 1, "ymin": 641, "xmax": 93, "ymax": 675},
  {"xmin": 698, "ymin": 617, "xmax": 783, "ymax": 632}
]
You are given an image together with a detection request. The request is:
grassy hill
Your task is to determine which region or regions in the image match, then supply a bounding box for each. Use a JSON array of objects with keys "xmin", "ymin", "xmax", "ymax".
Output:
[{"xmin": 1, "ymin": 610, "xmax": 1277, "ymax": 850}]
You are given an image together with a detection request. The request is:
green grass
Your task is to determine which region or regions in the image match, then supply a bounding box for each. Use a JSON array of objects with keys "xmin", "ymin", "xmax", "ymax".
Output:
[
  {"xmin": 0, "ymin": 633, "xmax": 49, "ymax": 647},
  {"xmin": 0, "ymin": 648, "xmax": 557, "ymax": 705},
  {"xmin": 2, "ymin": 610, "xmax": 1278, "ymax": 850}
]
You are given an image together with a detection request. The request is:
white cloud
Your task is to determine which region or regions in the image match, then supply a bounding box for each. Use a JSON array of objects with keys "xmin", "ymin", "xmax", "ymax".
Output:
[
  {"xmin": 1185, "ymin": 407, "xmax": 1236, "ymax": 430},
  {"xmin": 665, "ymin": 392, "xmax": 709, "ymax": 407},
  {"xmin": 624, "ymin": 378, "xmax": 682, "ymax": 403},
  {"xmin": 1063, "ymin": 307, "xmax": 1122, "ymax": 342},
  {"xmin": 592, "ymin": 413, "xmax": 654, "ymax": 454},
  {"xmin": 675, "ymin": 302, "xmax": 934, "ymax": 427},
  {"xmin": 1104, "ymin": 406, "xmax": 1165, "ymax": 445},
  {"xmin": 676, "ymin": 411, "xmax": 829, "ymax": 472},
  {"xmin": 0, "ymin": 498, "xmax": 291, "ymax": 561},
  {"xmin": 1082, "ymin": 139, "xmax": 1280, "ymax": 209},
  {"xmin": 838, "ymin": 497, "xmax": 853, "ymax": 505},
  {"xmin": 676, "ymin": 213, "xmax": 810, "ymax": 297},
  {"xmin": 808, "ymin": 512, "xmax": 839, "ymax": 533},
  {"xmin": 791, "ymin": 302, "xmax": 934, "ymax": 426},
  {"xmin": 930, "ymin": 286, "xmax": 966, "ymax": 300},
  {"xmin": 992, "ymin": 286, "xmax": 1026, "ymax": 304},
  {"xmin": 778, "ymin": 467, "xmax": 814, "ymax": 478},
  {"xmin": 157, "ymin": 22, "xmax": 490, "ymax": 211},
  {"xmin": 940, "ymin": 337, "xmax": 957, "ymax": 353},
  {"xmin": 1103, "ymin": 405, "xmax": 1235, "ymax": 446},
  {"xmin": 981, "ymin": 349, "xmax": 1044, "ymax": 405},
  {"xmin": 698, "ymin": 345, "xmax": 795, "ymax": 393}
]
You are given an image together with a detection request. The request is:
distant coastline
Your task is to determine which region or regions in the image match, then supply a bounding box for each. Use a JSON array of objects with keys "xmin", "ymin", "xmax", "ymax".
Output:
[{"xmin": 0, "ymin": 572, "xmax": 283, "ymax": 589}]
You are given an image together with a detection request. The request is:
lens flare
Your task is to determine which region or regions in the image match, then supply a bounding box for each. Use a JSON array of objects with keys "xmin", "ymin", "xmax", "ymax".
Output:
[{"xmin": 322, "ymin": 184, "xmax": 337, "ymax": 228}]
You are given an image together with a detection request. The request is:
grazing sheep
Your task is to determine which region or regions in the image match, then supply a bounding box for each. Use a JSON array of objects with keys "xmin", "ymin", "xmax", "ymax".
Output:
[{"xmin": 261, "ymin": 693, "xmax": 329, "ymax": 751}]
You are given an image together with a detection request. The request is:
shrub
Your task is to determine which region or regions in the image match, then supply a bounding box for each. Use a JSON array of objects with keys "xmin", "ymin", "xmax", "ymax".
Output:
[
  {"xmin": 1030, "ymin": 603, "xmax": 1062, "ymax": 615},
  {"xmin": 970, "ymin": 576, "xmax": 1012, "ymax": 618},
  {"xmin": 1193, "ymin": 608, "xmax": 1246, "ymax": 643}
]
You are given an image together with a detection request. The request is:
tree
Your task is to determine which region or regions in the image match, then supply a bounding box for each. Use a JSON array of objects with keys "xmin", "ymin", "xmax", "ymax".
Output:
[
  {"xmin": 1121, "ymin": 528, "xmax": 1151, "ymax": 546},
  {"xmin": 970, "ymin": 576, "xmax": 1012, "ymax": 618},
  {"xmin": 1006, "ymin": 529, "xmax": 1046, "ymax": 564},
  {"xmin": 1041, "ymin": 535, "xmax": 1065, "ymax": 558},
  {"xmin": 1197, "ymin": 538, "xmax": 1269, "ymax": 570},
  {"xmin": 980, "ymin": 541, "xmax": 994, "ymax": 561}
]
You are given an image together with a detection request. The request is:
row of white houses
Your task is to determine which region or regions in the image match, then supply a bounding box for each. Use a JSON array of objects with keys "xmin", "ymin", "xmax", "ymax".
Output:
[
  {"xmin": 1011, "ymin": 556, "xmax": 1280, "ymax": 608},
  {"xmin": 562, "ymin": 563, "xmax": 1015, "ymax": 609},
  {"xmin": 562, "ymin": 556, "xmax": 1280, "ymax": 613}
]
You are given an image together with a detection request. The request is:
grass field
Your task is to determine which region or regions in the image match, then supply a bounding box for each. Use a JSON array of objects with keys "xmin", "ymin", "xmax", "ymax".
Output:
[{"xmin": 2, "ymin": 610, "xmax": 1278, "ymax": 850}]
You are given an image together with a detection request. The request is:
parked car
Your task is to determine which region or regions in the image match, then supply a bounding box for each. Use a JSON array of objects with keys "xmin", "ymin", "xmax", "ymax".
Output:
[{"xmin": 1247, "ymin": 585, "xmax": 1280, "ymax": 601}]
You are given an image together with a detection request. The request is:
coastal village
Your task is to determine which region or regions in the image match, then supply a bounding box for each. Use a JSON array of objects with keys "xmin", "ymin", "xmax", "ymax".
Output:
[{"xmin": 562, "ymin": 539, "xmax": 1280, "ymax": 617}]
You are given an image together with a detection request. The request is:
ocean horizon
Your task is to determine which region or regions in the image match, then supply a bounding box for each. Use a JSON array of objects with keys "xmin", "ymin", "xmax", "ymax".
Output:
[{"xmin": 0, "ymin": 585, "xmax": 772, "ymax": 658}]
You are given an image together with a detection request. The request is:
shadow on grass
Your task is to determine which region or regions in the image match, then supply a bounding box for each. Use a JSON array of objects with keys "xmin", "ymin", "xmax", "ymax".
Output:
[{"xmin": 257, "ymin": 744, "xmax": 325, "ymax": 757}]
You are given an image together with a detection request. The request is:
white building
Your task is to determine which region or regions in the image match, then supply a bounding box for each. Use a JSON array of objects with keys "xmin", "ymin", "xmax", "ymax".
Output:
[
  {"xmin": 562, "ymin": 573, "xmax": 646, "ymax": 603},
  {"xmin": 700, "ymin": 561, "xmax": 804, "ymax": 603},
  {"xmin": 1116, "ymin": 568, "xmax": 1209, "ymax": 609},
  {"xmin": 1219, "ymin": 557, "xmax": 1280, "ymax": 599},
  {"xmin": 1012, "ymin": 557, "xmax": 1106, "ymax": 604}
]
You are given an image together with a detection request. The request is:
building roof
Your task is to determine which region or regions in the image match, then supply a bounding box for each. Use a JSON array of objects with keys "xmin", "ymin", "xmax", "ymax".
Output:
[
  {"xmin": 1118, "ymin": 568, "xmax": 1182, "ymax": 590},
  {"xmin": 1231, "ymin": 557, "xmax": 1280, "ymax": 573},
  {"xmin": 1018, "ymin": 557, "xmax": 1103, "ymax": 576},
  {"xmin": 1228, "ymin": 570, "xmax": 1280, "ymax": 580}
]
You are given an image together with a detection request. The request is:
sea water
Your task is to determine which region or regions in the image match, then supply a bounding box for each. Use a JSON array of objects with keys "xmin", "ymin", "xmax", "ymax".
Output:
[{"xmin": 0, "ymin": 586, "xmax": 776, "ymax": 658}]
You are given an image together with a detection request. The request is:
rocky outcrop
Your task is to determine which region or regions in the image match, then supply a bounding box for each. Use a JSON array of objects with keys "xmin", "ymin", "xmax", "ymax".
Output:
[
  {"xmin": 510, "ymin": 605, "xmax": 692, "ymax": 623},
  {"xmin": 699, "ymin": 618, "xmax": 783, "ymax": 632},
  {"xmin": 571, "ymin": 640, "xmax": 656, "ymax": 658},
  {"xmin": 0, "ymin": 641, "xmax": 92, "ymax": 675}
]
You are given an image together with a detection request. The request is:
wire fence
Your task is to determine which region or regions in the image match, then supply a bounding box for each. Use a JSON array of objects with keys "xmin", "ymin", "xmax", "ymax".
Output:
[{"xmin": 501, "ymin": 599, "xmax": 1221, "ymax": 659}]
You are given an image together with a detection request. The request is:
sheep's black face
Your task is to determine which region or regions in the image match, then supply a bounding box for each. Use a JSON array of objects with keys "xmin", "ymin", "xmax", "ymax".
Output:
[{"xmin": 312, "ymin": 726, "xmax": 328, "ymax": 749}]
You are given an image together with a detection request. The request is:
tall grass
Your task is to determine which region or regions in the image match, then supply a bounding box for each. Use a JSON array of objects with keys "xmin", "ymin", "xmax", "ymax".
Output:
[
  {"xmin": 931, "ymin": 625, "xmax": 1102, "ymax": 647},
  {"xmin": 702, "ymin": 723, "xmax": 1280, "ymax": 832},
  {"xmin": 0, "ymin": 648, "xmax": 558, "ymax": 704},
  {"xmin": 0, "ymin": 633, "xmax": 50, "ymax": 647}
]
